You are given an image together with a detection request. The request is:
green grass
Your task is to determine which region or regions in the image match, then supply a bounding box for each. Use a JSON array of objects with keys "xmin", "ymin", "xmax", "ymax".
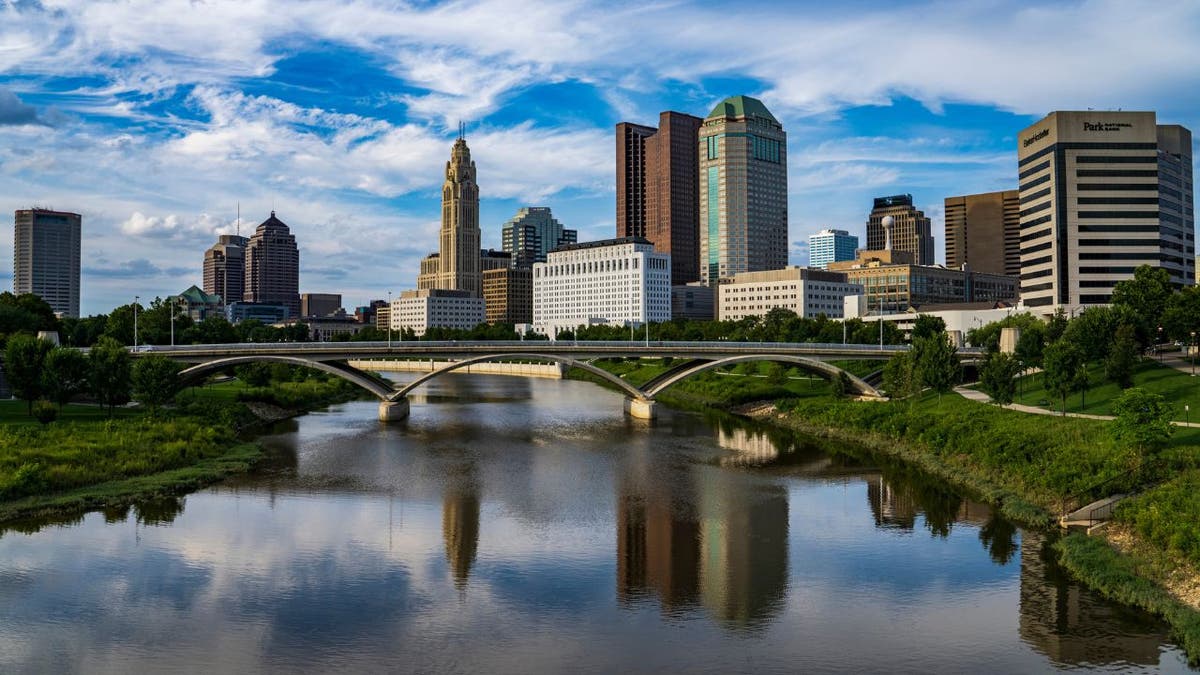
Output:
[
  {"xmin": 1014, "ymin": 359, "xmax": 1200, "ymax": 422},
  {"xmin": 1115, "ymin": 471, "xmax": 1200, "ymax": 567},
  {"xmin": 0, "ymin": 399, "xmax": 142, "ymax": 427}
]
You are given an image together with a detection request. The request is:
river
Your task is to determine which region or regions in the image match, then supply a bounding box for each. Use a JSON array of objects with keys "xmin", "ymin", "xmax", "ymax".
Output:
[{"xmin": 0, "ymin": 373, "xmax": 1192, "ymax": 673}]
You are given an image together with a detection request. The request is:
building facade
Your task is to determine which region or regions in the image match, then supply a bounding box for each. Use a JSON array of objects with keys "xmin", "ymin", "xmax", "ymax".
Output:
[
  {"xmin": 616, "ymin": 122, "xmax": 657, "ymax": 240},
  {"xmin": 300, "ymin": 293, "xmax": 342, "ymax": 318},
  {"xmin": 808, "ymin": 229, "xmax": 859, "ymax": 270},
  {"xmin": 718, "ymin": 267, "xmax": 862, "ymax": 321},
  {"xmin": 226, "ymin": 301, "xmax": 290, "ymax": 324},
  {"xmin": 829, "ymin": 250, "xmax": 1018, "ymax": 315},
  {"xmin": 532, "ymin": 237, "xmax": 671, "ymax": 336},
  {"xmin": 483, "ymin": 267, "xmax": 533, "ymax": 325},
  {"xmin": 502, "ymin": 207, "xmax": 577, "ymax": 268},
  {"xmin": 698, "ymin": 96, "xmax": 788, "ymax": 285},
  {"xmin": 1017, "ymin": 111, "xmax": 1194, "ymax": 310},
  {"xmin": 174, "ymin": 285, "xmax": 224, "ymax": 321},
  {"xmin": 243, "ymin": 211, "xmax": 300, "ymax": 317},
  {"xmin": 417, "ymin": 136, "xmax": 485, "ymax": 296},
  {"xmin": 203, "ymin": 234, "xmax": 247, "ymax": 307},
  {"xmin": 13, "ymin": 208, "xmax": 81, "ymax": 317},
  {"xmin": 671, "ymin": 283, "xmax": 714, "ymax": 321},
  {"xmin": 944, "ymin": 190, "xmax": 1021, "ymax": 277},
  {"xmin": 390, "ymin": 289, "xmax": 485, "ymax": 336},
  {"xmin": 865, "ymin": 195, "xmax": 934, "ymax": 266}
]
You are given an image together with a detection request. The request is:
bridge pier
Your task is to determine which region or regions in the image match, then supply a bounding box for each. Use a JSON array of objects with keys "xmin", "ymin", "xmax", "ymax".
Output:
[
  {"xmin": 623, "ymin": 397, "xmax": 657, "ymax": 420},
  {"xmin": 378, "ymin": 398, "xmax": 410, "ymax": 422}
]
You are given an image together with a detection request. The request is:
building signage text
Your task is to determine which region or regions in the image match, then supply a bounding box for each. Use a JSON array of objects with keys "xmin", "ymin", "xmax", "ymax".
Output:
[
  {"xmin": 1083, "ymin": 121, "xmax": 1133, "ymax": 132},
  {"xmin": 1023, "ymin": 128, "xmax": 1050, "ymax": 147}
]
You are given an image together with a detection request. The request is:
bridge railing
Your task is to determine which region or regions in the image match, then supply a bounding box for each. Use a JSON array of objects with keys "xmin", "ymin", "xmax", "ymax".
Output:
[{"xmin": 130, "ymin": 340, "xmax": 954, "ymax": 354}]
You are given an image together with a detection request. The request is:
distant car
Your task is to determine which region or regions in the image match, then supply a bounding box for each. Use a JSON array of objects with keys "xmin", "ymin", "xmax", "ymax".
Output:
[{"xmin": 134, "ymin": 345, "xmax": 154, "ymax": 352}]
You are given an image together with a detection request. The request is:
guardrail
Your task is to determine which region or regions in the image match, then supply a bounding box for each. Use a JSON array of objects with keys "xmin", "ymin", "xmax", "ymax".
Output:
[{"xmin": 127, "ymin": 340, "xmax": 977, "ymax": 355}]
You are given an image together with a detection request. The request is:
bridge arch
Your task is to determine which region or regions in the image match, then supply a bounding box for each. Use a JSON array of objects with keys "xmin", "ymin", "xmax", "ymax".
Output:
[
  {"xmin": 392, "ymin": 353, "xmax": 649, "ymax": 402},
  {"xmin": 642, "ymin": 355, "xmax": 883, "ymax": 399},
  {"xmin": 177, "ymin": 355, "xmax": 396, "ymax": 400}
]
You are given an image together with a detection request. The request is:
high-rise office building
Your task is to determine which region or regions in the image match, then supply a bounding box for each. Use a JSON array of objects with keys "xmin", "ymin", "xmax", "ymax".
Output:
[
  {"xmin": 944, "ymin": 190, "xmax": 1021, "ymax": 276},
  {"xmin": 417, "ymin": 134, "xmax": 483, "ymax": 296},
  {"xmin": 243, "ymin": 211, "xmax": 300, "ymax": 318},
  {"xmin": 482, "ymin": 267, "xmax": 533, "ymax": 325},
  {"xmin": 203, "ymin": 234, "xmax": 248, "ymax": 306},
  {"xmin": 1017, "ymin": 111, "xmax": 1194, "ymax": 310},
  {"xmin": 13, "ymin": 209, "xmax": 81, "ymax": 317},
  {"xmin": 300, "ymin": 293, "xmax": 342, "ymax": 318},
  {"xmin": 865, "ymin": 195, "xmax": 934, "ymax": 265},
  {"xmin": 698, "ymin": 96, "xmax": 788, "ymax": 285},
  {"xmin": 808, "ymin": 228, "xmax": 859, "ymax": 269},
  {"xmin": 501, "ymin": 207, "xmax": 576, "ymax": 268},
  {"xmin": 616, "ymin": 112, "xmax": 703, "ymax": 285}
]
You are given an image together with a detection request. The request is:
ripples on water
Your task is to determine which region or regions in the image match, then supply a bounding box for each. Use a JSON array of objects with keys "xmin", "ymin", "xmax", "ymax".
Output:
[{"xmin": 0, "ymin": 373, "xmax": 1192, "ymax": 673}]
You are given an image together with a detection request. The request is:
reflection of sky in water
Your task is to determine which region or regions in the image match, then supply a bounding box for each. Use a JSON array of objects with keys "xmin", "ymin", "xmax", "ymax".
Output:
[{"xmin": 0, "ymin": 374, "xmax": 1191, "ymax": 673}]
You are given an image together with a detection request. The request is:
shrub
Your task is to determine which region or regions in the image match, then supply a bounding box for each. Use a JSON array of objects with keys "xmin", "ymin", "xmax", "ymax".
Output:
[{"xmin": 32, "ymin": 400, "xmax": 58, "ymax": 425}]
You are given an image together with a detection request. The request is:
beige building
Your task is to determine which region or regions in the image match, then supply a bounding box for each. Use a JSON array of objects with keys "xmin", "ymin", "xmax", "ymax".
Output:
[
  {"xmin": 829, "ymin": 250, "xmax": 1017, "ymax": 315},
  {"xmin": 13, "ymin": 208, "xmax": 81, "ymax": 317},
  {"xmin": 1017, "ymin": 111, "xmax": 1194, "ymax": 311},
  {"xmin": 202, "ymin": 234, "xmax": 247, "ymax": 308},
  {"xmin": 243, "ymin": 211, "xmax": 300, "ymax": 318},
  {"xmin": 390, "ymin": 289, "xmax": 485, "ymax": 336},
  {"xmin": 699, "ymin": 95, "xmax": 788, "ymax": 285},
  {"xmin": 417, "ymin": 134, "xmax": 483, "ymax": 297},
  {"xmin": 944, "ymin": 190, "xmax": 1021, "ymax": 277},
  {"xmin": 718, "ymin": 267, "xmax": 862, "ymax": 321},
  {"xmin": 483, "ymin": 267, "xmax": 532, "ymax": 325},
  {"xmin": 865, "ymin": 195, "xmax": 934, "ymax": 266}
]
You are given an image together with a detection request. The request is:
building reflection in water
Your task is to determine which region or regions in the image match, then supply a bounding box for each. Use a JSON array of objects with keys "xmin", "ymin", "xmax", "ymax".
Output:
[
  {"xmin": 716, "ymin": 425, "xmax": 785, "ymax": 467},
  {"xmin": 617, "ymin": 456, "xmax": 788, "ymax": 629},
  {"xmin": 442, "ymin": 464, "xmax": 481, "ymax": 590},
  {"xmin": 1018, "ymin": 529, "xmax": 1168, "ymax": 667}
]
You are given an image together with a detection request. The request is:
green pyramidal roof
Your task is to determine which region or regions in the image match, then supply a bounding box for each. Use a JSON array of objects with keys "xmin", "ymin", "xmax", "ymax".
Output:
[{"xmin": 706, "ymin": 95, "xmax": 778, "ymax": 123}]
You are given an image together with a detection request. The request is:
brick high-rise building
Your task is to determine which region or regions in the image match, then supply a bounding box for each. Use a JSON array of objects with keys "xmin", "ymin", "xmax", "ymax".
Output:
[
  {"xmin": 865, "ymin": 194, "xmax": 934, "ymax": 266},
  {"xmin": 944, "ymin": 190, "xmax": 1021, "ymax": 276},
  {"xmin": 203, "ymin": 234, "xmax": 247, "ymax": 306},
  {"xmin": 616, "ymin": 111, "xmax": 702, "ymax": 285},
  {"xmin": 13, "ymin": 208, "xmax": 81, "ymax": 317},
  {"xmin": 243, "ymin": 211, "xmax": 300, "ymax": 318},
  {"xmin": 483, "ymin": 267, "xmax": 532, "ymax": 325}
]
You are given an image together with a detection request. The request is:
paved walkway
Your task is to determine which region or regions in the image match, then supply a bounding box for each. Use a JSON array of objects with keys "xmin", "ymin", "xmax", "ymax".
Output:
[{"xmin": 953, "ymin": 385, "xmax": 1200, "ymax": 428}]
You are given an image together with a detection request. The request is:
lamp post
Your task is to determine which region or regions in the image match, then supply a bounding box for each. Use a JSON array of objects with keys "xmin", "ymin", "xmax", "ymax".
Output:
[
  {"xmin": 387, "ymin": 290, "xmax": 392, "ymax": 349},
  {"xmin": 170, "ymin": 298, "xmax": 177, "ymax": 347},
  {"xmin": 1191, "ymin": 331, "xmax": 1196, "ymax": 377},
  {"xmin": 133, "ymin": 295, "xmax": 139, "ymax": 349},
  {"xmin": 1158, "ymin": 325, "xmax": 1164, "ymax": 363}
]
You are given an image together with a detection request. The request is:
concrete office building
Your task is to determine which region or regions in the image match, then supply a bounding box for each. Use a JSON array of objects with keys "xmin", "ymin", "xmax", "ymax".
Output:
[
  {"xmin": 808, "ymin": 229, "xmax": 859, "ymax": 269},
  {"xmin": 829, "ymin": 249, "xmax": 1018, "ymax": 315},
  {"xmin": 718, "ymin": 267, "xmax": 862, "ymax": 321},
  {"xmin": 301, "ymin": 293, "xmax": 342, "ymax": 318},
  {"xmin": 227, "ymin": 301, "xmax": 290, "ymax": 324},
  {"xmin": 532, "ymin": 237, "xmax": 671, "ymax": 336},
  {"xmin": 243, "ymin": 211, "xmax": 300, "ymax": 318},
  {"xmin": 203, "ymin": 234, "xmax": 248, "ymax": 308},
  {"xmin": 699, "ymin": 96, "xmax": 788, "ymax": 285},
  {"xmin": 502, "ymin": 207, "xmax": 577, "ymax": 268},
  {"xmin": 865, "ymin": 195, "xmax": 934, "ymax": 266},
  {"xmin": 417, "ymin": 134, "xmax": 482, "ymax": 296},
  {"xmin": 1017, "ymin": 111, "xmax": 1194, "ymax": 310},
  {"xmin": 483, "ymin": 267, "xmax": 533, "ymax": 325},
  {"xmin": 13, "ymin": 208, "xmax": 81, "ymax": 317},
  {"xmin": 174, "ymin": 285, "xmax": 224, "ymax": 322},
  {"xmin": 616, "ymin": 111, "xmax": 703, "ymax": 285},
  {"xmin": 672, "ymin": 283, "xmax": 715, "ymax": 321},
  {"xmin": 390, "ymin": 289, "xmax": 485, "ymax": 337},
  {"xmin": 944, "ymin": 190, "xmax": 1021, "ymax": 277}
]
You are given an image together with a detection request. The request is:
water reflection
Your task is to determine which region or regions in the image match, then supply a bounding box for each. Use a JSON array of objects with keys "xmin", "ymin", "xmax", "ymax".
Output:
[{"xmin": 442, "ymin": 463, "xmax": 481, "ymax": 589}]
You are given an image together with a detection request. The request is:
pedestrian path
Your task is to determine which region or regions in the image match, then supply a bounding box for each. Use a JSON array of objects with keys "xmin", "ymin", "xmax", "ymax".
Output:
[{"xmin": 952, "ymin": 385, "xmax": 1200, "ymax": 428}]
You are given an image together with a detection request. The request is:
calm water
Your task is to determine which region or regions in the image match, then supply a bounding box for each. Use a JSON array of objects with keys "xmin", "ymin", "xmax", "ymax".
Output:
[{"xmin": 0, "ymin": 374, "xmax": 1192, "ymax": 673}]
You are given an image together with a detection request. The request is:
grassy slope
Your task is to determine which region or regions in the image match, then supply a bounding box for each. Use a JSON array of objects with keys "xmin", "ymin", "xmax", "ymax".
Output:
[{"xmin": 1013, "ymin": 359, "xmax": 1200, "ymax": 421}]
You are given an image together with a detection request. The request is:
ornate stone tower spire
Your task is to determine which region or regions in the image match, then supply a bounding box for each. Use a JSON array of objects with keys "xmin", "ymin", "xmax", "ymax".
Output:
[{"xmin": 437, "ymin": 135, "xmax": 481, "ymax": 297}]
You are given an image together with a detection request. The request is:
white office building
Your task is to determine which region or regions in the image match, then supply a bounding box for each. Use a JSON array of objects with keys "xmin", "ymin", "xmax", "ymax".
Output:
[
  {"xmin": 390, "ymin": 289, "xmax": 485, "ymax": 337},
  {"xmin": 718, "ymin": 267, "xmax": 862, "ymax": 321},
  {"xmin": 532, "ymin": 237, "xmax": 671, "ymax": 336},
  {"xmin": 808, "ymin": 228, "xmax": 859, "ymax": 269}
]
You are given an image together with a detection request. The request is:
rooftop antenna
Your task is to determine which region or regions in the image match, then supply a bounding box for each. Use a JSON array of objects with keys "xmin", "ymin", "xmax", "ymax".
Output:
[
  {"xmin": 458, "ymin": 120, "xmax": 465, "ymax": 140},
  {"xmin": 236, "ymin": 201, "xmax": 240, "ymax": 237}
]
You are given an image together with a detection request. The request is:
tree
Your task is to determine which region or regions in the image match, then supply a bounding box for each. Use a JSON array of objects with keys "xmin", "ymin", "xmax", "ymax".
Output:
[
  {"xmin": 1042, "ymin": 340, "xmax": 1085, "ymax": 415},
  {"xmin": 132, "ymin": 355, "xmax": 184, "ymax": 413},
  {"xmin": 883, "ymin": 351, "xmax": 918, "ymax": 400},
  {"xmin": 1163, "ymin": 284, "xmax": 1200, "ymax": 342},
  {"xmin": 1110, "ymin": 265, "xmax": 1173, "ymax": 348},
  {"xmin": 4, "ymin": 333, "xmax": 52, "ymax": 414},
  {"xmin": 42, "ymin": 346, "xmax": 90, "ymax": 409},
  {"xmin": 1062, "ymin": 306, "xmax": 1127, "ymax": 363},
  {"xmin": 911, "ymin": 314, "xmax": 947, "ymax": 341},
  {"xmin": 1105, "ymin": 323, "xmax": 1139, "ymax": 389},
  {"xmin": 979, "ymin": 351, "xmax": 1020, "ymax": 405},
  {"xmin": 914, "ymin": 334, "xmax": 960, "ymax": 401},
  {"xmin": 89, "ymin": 336, "xmax": 132, "ymax": 416},
  {"xmin": 1110, "ymin": 387, "xmax": 1173, "ymax": 462},
  {"xmin": 830, "ymin": 371, "xmax": 851, "ymax": 398},
  {"xmin": 235, "ymin": 362, "xmax": 272, "ymax": 387},
  {"xmin": 1046, "ymin": 307, "xmax": 1069, "ymax": 344}
]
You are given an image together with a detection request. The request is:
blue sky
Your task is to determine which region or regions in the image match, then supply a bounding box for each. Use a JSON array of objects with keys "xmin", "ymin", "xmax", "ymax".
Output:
[{"xmin": 1, "ymin": 0, "xmax": 1198, "ymax": 315}]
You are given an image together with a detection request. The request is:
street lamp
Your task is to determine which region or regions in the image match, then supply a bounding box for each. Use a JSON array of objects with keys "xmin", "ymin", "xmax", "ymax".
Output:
[
  {"xmin": 133, "ymin": 295, "xmax": 139, "ymax": 349},
  {"xmin": 1191, "ymin": 331, "xmax": 1196, "ymax": 377},
  {"xmin": 387, "ymin": 290, "xmax": 393, "ymax": 349},
  {"xmin": 1158, "ymin": 325, "xmax": 1164, "ymax": 363}
]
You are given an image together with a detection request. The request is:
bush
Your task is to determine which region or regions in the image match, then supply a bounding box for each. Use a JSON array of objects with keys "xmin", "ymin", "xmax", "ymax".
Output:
[{"xmin": 32, "ymin": 400, "xmax": 58, "ymax": 425}]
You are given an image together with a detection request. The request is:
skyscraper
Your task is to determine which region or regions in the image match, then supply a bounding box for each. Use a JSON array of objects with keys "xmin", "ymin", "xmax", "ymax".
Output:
[
  {"xmin": 698, "ymin": 96, "xmax": 788, "ymax": 285},
  {"xmin": 617, "ymin": 111, "xmax": 703, "ymax": 285},
  {"xmin": 243, "ymin": 211, "xmax": 300, "ymax": 318},
  {"xmin": 865, "ymin": 195, "xmax": 934, "ymax": 265},
  {"xmin": 944, "ymin": 190, "xmax": 1021, "ymax": 276},
  {"xmin": 13, "ymin": 208, "xmax": 81, "ymax": 317},
  {"xmin": 203, "ymin": 234, "xmax": 248, "ymax": 306},
  {"xmin": 417, "ymin": 134, "xmax": 482, "ymax": 296},
  {"xmin": 1017, "ymin": 111, "xmax": 1194, "ymax": 310},
  {"xmin": 501, "ymin": 207, "xmax": 576, "ymax": 268},
  {"xmin": 808, "ymin": 228, "xmax": 859, "ymax": 269}
]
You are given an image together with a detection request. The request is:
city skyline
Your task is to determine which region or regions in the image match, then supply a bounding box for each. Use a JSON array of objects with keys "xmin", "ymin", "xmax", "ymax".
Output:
[{"xmin": 1, "ymin": 0, "xmax": 1198, "ymax": 313}]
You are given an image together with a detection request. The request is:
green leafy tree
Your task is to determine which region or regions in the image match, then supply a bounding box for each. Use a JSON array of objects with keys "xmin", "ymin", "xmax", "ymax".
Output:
[
  {"xmin": 1105, "ymin": 323, "xmax": 1139, "ymax": 389},
  {"xmin": 42, "ymin": 346, "xmax": 90, "ymax": 409},
  {"xmin": 979, "ymin": 351, "xmax": 1020, "ymax": 405},
  {"xmin": 911, "ymin": 314, "xmax": 947, "ymax": 341},
  {"xmin": 1046, "ymin": 307, "xmax": 1068, "ymax": 344},
  {"xmin": 89, "ymin": 336, "xmax": 132, "ymax": 416},
  {"xmin": 1163, "ymin": 284, "xmax": 1200, "ymax": 343},
  {"xmin": 1111, "ymin": 265, "xmax": 1173, "ymax": 348},
  {"xmin": 1110, "ymin": 387, "xmax": 1174, "ymax": 462},
  {"xmin": 132, "ymin": 355, "xmax": 184, "ymax": 413},
  {"xmin": 235, "ymin": 362, "xmax": 272, "ymax": 387},
  {"xmin": 830, "ymin": 371, "xmax": 851, "ymax": 398},
  {"xmin": 883, "ymin": 351, "xmax": 918, "ymax": 400},
  {"xmin": 1042, "ymin": 340, "xmax": 1085, "ymax": 414},
  {"xmin": 32, "ymin": 399, "xmax": 58, "ymax": 425},
  {"xmin": 4, "ymin": 333, "xmax": 52, "ymax": 414},
  {"xmin": 914, "ymin": 334, "xmax": 960, "ymax": 401}
]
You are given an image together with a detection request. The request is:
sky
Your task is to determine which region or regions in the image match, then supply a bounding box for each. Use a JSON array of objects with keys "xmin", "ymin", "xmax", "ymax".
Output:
[{"xmin": 1, "ymin": 0, "xmax": 1198, "ymax": 316}]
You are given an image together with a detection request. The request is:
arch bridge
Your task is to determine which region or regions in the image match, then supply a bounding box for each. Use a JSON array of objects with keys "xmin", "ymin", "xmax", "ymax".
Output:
[{"xmin": 153, "ymin": 341, "xmax": 979, "ymax": 421}]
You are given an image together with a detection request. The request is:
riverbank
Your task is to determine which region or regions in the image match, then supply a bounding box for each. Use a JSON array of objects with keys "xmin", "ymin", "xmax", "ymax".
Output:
[{"xmin": 0, "ymin": 375, "xmax": 362, "ymax": 526}]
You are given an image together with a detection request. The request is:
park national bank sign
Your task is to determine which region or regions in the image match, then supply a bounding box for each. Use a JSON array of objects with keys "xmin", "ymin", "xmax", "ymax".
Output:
[{"xmin": 1082, "ymin": 121, "xmax": 1134, "ymax": 132}]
